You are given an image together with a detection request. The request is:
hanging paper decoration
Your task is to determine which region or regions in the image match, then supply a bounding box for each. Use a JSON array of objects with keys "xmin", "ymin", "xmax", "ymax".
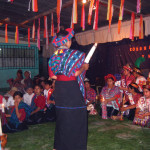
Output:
[
  {"xmin": 51, "ymin": 13, "xmax": 54, "ymax": 36},
  {"xmin": 5, "ymin": 24, "xmax": 8, "ymax": 43},
  {"xmin": 118, "ymin": 0, "xmax": 125, "ymax": 34},
  {"xmin": 81, "ymin": 3, "xmax": 85, "ymax": 31},
  {"xmin": 139, "ymin": 15, "xmax": 144, "ymax": 39},
  {"xmin": 107, "ymin": 0, "xmax": 114, "ymax": 30},
  {"xmin": 72, "ymin": 0, "xmax": 78, "ymax": 24},
  {"xmin": 70, "ymin": 9, "xmax": 74, "ymax": 29},
  {"xmin": 88, "ymin": 0, "xmax": 95, "ymax": 25},
  {"xmin": 137, "ymin": 0, "xmax": 141, "ymax": 13},
  {"xmin": 93, "ymin": 0, "xmax": 99, "ymax": 30},
  {"xmin": 129, "ymin": 12, "xmax": 135, "ymax": 41},
  {"xmin": 37, "ymin": 18, "xmax": 40, "ymax": 50},
  {"xmin": 57, "ymin": 0, "xmax": 62, "ymax": 33},
  {"xmin": 44, "ymin": 16, "xmax": 48, "ymax": 38},
  {"xmin": 32, "ymin": 0, "xmax": 38, "ymax": 12},
  {"xmin": 28, "ymin": 28, "xmax": 30, "ymax": 47},
  {"xmin": 43, "ymin": 16, "xmax": 49, "ymax": 49},
  {"xmin": 15, "ymin": 26, "xmax": 19, "ymax": 44},
  {"xmin": 32, "ymin": 20, "xmax": 35, "ymax": 41}
]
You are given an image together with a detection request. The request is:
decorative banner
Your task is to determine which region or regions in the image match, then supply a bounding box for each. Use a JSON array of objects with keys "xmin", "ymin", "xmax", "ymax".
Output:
[
  {"xmin": 139, "ymin": 15, "xmax": 144, "ymax": 39},
  {"xmin": 93, "ymin": 0, "xmax": 99, "ymax": 30},
  {"xmin": 72, "ymin": 0, "xmax": 78, "ymax": 24},
  {"xmin": 57, "ymin": 0, "xmax": 62, "ymax": 33},
  {"xmin": 137, "ymin": 0, "xmax": 141, "ymax": 13},
  {"xmin": 118, "ymin": 20, "xmax": 121, "ymax": 34},
  {"xmin": 37, "ymin": 18, "xmax": 40, "ymax": 50},
  {"xmin": 107, "ymin": 0, "xmax": 114, "ymax": 30},
  {"xmin": 119, "ymin": 0, "xmax": 124, "ymax": 20},
  {"xmin": 81, "ymin": 3, "xmax": 85, "ymax": 31},
  {"xmin": 44, "ymin": 16, "xmax": 48, "ymax": 38},
  {"xmin": 32, "ymin": 0, "xmax": 38, "ymax": 12},
  {"xmin": 15, "ymin": 26, "xmax": 19, "ymax": 44},
  {"xmin": 118, "ymin": 0, "xmax": 125, "ymax": 34},
  {"xmin": 70, "ymin": 9, "xmax": 74, "ymax": 29},
  {"xmin": 32, "ymin": 20, "xmax": 35, "ymax": 41},
  {"xmin": 51, "ymin": 13, "xmax": 54, "ymax": 36},
  {"xmin": 5, "ymin": 24, "xmax": 8, "ymax": 43},
  {"xmin": 88, "ymin": 0, "xmax": 95, "ymax": 25},
  {"xmin": 129, "ymin": 12, "xmax": 135, "ymax": 41},
  {"xmin": 28, "ymin": 28, "xmax": 30, "ymax": 47}
]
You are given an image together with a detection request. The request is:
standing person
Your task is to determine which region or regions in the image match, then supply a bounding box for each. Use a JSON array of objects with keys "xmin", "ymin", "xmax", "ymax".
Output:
[
  {"xmin": 48, "ymin": 28, "xmax": 89, "ymax": 150},
  {"xmin": 120, "ymin": 64, "xmax": 135, "ymax": 103}
]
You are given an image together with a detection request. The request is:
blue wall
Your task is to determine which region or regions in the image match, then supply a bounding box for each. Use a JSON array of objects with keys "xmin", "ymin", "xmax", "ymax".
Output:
[{"xmin": 0, "ymin": 43, "xmax": 39, "ymax": 88}]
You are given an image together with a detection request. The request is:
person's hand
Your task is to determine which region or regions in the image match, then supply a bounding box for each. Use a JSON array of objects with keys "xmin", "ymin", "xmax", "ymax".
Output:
[
  {"xmin": 14, "ymin": 101, "xmax": 19, "ymax": 108},
  {"xmin": 82, "ymin": 64, "xmax": 89, "ymax": 71},
  {"xmin": 104, "ymin": 99, "xmax": 107, "ymax": 104},
  {"xmin": 120, "ymin": 107, "xmax": 126, "ymax": 112}
]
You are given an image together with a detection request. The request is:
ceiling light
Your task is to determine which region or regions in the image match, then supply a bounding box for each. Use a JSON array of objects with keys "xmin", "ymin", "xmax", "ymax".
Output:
[{"xmin": 82, "ymin": 0, "xmax": 86, "ymax": 4}]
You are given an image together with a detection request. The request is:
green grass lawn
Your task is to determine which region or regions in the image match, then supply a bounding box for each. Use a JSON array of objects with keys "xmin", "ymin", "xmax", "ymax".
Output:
[{"xmin": 5, "ymin": 115, "xmax": 150, "ymax": 150}]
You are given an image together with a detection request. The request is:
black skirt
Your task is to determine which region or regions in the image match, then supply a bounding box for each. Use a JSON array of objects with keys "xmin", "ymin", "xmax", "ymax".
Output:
[{"xmin": 54, "ymin": 80, "xmax": 88, "ymax": 150}]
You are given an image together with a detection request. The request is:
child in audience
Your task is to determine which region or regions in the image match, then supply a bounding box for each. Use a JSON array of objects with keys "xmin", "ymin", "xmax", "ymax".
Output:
[
  {"xmin": 2, "ymin": 91, "xmax": 31, "ymax": 133},
  {"xmin": 6, "ymin": 87, "xmax": 18, "ymax": 113},
  {"xmin": 23, "ymin": 86, "xmax": 34, "ymax": 106},
  {"xmin": 28, "ymin": 85, "xmax": 46, "ymax": 124},
  {"xmin": 120, "ymin": 83, "xmax": 142, "ymax": 121},
  {"xmin": 133, "ymin": 82, "xmax": 150, "ymax": 127},
  {"xmin": 44, "ymin": 80, "xmax": 56, "ymax": 121}
]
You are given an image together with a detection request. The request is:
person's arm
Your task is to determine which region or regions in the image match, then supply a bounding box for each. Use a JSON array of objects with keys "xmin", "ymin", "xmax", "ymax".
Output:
[
  {"xmin": 31, "ymin": 107, "xmax": 41, "ymax": 115},
  {"xmin": 121, "ymin": 104, "xmax": 136, "ymax": 111},
  {"xmin": 135, "ymin": 108, "xmax": 140, "ymax": 118},
  {"xmin": 143, "ymin": 112, "xmax": 150, "ymax": 117},
  {"xmin": 75, "ymin": 64, "xmax": 89, "ymax": 77},
  {"xmin": 15, "ymin": 101, "xmax": 21, "ymax": 119},
  {"xmin": 119, "ymin": 87, "xmax": 128, "ymax": 91}
]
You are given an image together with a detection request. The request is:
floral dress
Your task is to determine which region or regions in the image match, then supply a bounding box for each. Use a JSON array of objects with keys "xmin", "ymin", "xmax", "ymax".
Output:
[{"xmin": 133, "ymin": 97, "xmax": 150, "ymax": 127}]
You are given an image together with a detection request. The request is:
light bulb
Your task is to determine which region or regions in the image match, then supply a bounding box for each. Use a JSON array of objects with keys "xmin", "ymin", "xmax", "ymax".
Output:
[{"xmin": 83, "ymin": 0, "xmax": 86, "ymax": 4}]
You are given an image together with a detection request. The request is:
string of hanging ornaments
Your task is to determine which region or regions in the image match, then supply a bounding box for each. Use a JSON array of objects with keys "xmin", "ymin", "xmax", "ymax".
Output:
[{"xmin": 3, "ymin": 0, "xmax": 143, "ymax": 50}]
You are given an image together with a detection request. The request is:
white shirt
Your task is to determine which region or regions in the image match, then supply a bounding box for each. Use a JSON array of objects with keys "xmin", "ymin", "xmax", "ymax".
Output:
[
  {"xmin": 23, "ymin": 93, "xmax": 34, "ymax": 106},
  {"xmin": 44, "ymin": 89, "xmax": 51, "ymax": 99},
  {"xmin": 7, "ymin": 96, "xmax": 14, "ymax": 108},
  {"xmin": 136, "ymin": 76, "xmax": 146, "ymax": 92}
]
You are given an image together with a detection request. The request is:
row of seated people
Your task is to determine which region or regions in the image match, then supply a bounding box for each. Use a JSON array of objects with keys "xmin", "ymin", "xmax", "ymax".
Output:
[
  {"xmin": 85, "ymin": 64, "xmax": 150, "ymax": 127},
  {"xmin": 0, "ymin": 80, "xmax": 56, "ymax": 133}
]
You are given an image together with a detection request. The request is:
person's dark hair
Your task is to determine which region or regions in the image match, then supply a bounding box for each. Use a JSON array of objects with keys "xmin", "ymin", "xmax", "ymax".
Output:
[
  {"xmin": 44, "ymin": 80, "xmax": 53, "ymax": 86},
  {"xmin": 34, "ymin": 84, "xmax": 43, "ymax": 90},
  {"xmin": 143, "ymin": 81, "xmax": 150, "ymax": 91},
  {"xmin": 128, "ymin": 83, "xmax": 140, "ymax": 93},
  {"xmin": 107, "ymin": 77, "xmax": 115, "ymax": 81},
  {"xmin": 13, "ymin": 91, "xmax": 23, "ymax": 99},
  {"xmin": 25, "ymin": 86, "xmax": 33, "ymax": 91},
  {"xmin": 57, "ymin": 30, "xmax": 69, "ymax": 39}
]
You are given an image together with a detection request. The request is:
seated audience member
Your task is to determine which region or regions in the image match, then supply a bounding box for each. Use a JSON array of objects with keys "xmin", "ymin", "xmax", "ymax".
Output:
[
  {"xmin": 44, "ymin": 80, "xmax": 56, "ymax": 121},
  {"xmin": 28, "ymin": 85, "xmax": 46, "ymax": 124},
  {"xmin": 21, "ymin": 71, "xmax": 33, "ymax": 89},
  {"xmin": 100, "ymin": 74, "xmax": 121, "ymax": 119},
  {"xmin": 7, "ymin": 87, "xmax": 18, "ymax": 113},
  {"xmin": 23, "ymin": 87, "xmax": 34, "ymax": 106},
  {"xmin": 133, "ymin": 67, "xmax": 146, "ymax": 92},
  {"xmin": 133, "ymin": 82, "xmax": 150, "ymax": 127},
  {"xmin": 121, "ymin": 83, "xmax": 142, "ymax": 121},
  {"xmin": 40, "ymin": 80, "xmax": 46, "ymax": 90},
  {"xmin": 120, "ymin": 64, "xmax": 135, "ymax": 102},
  {"xmin": 2, "ymin": 91, "xmax": 31, "ymax": 133},
  {"xmin": 84, "ymin": 78, "xmax": 97, "ymax": 115}
]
